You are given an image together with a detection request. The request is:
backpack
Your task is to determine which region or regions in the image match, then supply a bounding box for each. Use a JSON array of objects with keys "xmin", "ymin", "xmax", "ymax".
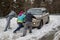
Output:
[{"xmin": 17, "ymin": 14, "xmax": 26, "ymax": 23}]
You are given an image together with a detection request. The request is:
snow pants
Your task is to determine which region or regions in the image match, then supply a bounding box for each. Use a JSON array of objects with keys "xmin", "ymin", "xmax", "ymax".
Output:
[
  {"xmin": 23, "ymin": 22, "xmax": 32, "ymax": 36},
  {"xmin": 4, "ymin": 17, "xmax": 11, "ymax": 31},
  {"xmin": 13, "ymin": 23, "xmax": 23, "ymax": 33}
]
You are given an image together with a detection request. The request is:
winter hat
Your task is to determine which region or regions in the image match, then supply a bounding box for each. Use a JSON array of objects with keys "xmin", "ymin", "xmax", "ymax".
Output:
[{"xmin": 18, "ymin": 11, "xmax": 24, "ymax": 16}]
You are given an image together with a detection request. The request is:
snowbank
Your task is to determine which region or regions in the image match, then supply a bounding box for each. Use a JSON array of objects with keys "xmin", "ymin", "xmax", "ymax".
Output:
[{"xmin": 0, "ymin": 15, "xmax": 60, "ymax": 40}]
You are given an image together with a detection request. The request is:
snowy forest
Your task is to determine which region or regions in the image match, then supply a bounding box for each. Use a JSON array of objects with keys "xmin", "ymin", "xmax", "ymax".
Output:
[{"xmin": 0, "ymin": 0, "xmax": 60, "ymax": 16}]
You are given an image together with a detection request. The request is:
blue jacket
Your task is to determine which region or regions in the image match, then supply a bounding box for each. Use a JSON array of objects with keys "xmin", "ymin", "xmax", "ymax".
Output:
[{"xmin": 17, "ymin": 14, "xmax": 26, "ymax": 23}]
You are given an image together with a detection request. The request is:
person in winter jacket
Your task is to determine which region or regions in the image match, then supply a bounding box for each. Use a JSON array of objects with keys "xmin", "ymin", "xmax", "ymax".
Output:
[
  {"xmin": 4, "ymin": 10, "xmax": 17, "ymax": 31},
  {"xmin": 13, "ymin": 10, "xmax": 26, "ymax": 33},
  {"xmin": 22, "ymin": 12, "xmax": 36, "ymax": 36}
]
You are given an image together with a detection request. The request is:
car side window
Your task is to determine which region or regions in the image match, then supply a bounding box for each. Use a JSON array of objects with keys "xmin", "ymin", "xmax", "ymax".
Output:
[{"xmin": 42, "ymin": 10, "xmax": 48, "ymax": 13}]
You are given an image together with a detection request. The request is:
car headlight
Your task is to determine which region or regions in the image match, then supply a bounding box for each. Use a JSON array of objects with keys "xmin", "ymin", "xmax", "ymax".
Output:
[{"xmin": 33, "ymin": 22, "xmax": 36, "ymax": 24}]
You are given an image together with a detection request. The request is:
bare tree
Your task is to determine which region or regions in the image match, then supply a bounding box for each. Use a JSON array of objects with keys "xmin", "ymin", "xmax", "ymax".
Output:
[{"xmin": 33, "ymin": 0, "xmax": 42, "ymax": 7}]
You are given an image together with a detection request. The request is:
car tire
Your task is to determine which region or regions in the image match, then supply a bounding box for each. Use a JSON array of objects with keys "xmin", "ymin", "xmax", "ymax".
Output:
[
  {"xmin": 37, "ymin": 20, "xmax": 43, "ymax": 29},
  {"xmin": 46, "ymin": 16, "xmax": 49, "ymax": 24}
]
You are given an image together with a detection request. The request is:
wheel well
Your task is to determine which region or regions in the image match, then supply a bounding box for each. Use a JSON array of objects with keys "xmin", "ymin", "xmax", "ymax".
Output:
[
  {"xmin": 41, "ymin": 19, "xmax": 43, "ymax": 22},
  {"xmin": 37, "ymin": 19, "xmax": 43, "ymax": 29},
  {"xmin": 40, "ymin": 19, "xmax": 43, "ymax": 25}
]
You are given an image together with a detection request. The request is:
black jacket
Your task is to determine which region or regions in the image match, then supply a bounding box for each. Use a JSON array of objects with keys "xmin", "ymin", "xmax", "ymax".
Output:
[{"xmin": 25, "ymin": 13, "xmax": 36, "ymax": 22}]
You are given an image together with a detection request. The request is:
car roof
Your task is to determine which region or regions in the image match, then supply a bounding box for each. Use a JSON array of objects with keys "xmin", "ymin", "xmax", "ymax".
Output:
[{"xmin": 28, "ymin": 8, "xmax": 46, "ymax": 11}]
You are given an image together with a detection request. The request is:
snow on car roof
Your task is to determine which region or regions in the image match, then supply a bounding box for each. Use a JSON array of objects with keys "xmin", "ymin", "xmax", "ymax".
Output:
[{"xmin": 29, "ymin": 8, "xmax": 46, "ymax": 10}]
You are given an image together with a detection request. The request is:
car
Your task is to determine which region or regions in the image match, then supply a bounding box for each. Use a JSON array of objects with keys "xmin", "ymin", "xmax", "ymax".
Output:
[{"xmin": 27, "ymin": 8, "xmax": 49, "ymax": 29}]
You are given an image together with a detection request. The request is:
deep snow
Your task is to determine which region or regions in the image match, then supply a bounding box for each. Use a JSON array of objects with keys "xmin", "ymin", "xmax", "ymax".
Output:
[{"xmin": 0, "ymin": 15, "xmax": 60, "ymax": 40}]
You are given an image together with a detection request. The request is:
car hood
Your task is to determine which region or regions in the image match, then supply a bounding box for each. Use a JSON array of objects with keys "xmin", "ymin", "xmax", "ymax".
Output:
[
  {"xmin": 34, "ymin": 15, "xmax": 42, "ymax": 17},
  {"xmin": 34, "ymin": 15, "xmax": 42, "ymax": 19}
]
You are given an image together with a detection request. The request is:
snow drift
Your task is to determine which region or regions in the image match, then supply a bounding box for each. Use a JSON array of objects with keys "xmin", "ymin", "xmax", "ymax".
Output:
[{"xmin": 0, "ymin": 15, "xmax": 60, "ymax": 40}]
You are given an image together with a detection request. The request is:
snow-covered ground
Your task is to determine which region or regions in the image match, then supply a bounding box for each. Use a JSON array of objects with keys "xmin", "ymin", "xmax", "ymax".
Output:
[{"xmin": 0, "ymin": 15, "xmax": 60, "ymax": 40}]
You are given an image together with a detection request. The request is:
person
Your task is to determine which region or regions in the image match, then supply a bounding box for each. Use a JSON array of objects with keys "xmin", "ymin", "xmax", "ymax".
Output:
[
  {"xmin": 13, "ymin": 10, "xmax": 26, "ymax": 33},
  {"xmin": 4, "ymin": 10, "xmax": 17, "ymax": 31},
  {"xmin": 22, "ymin": 12, "xmax": 36, "ymax": 36}
]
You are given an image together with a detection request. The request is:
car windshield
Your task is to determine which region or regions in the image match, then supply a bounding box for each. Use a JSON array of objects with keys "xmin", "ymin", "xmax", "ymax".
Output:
[{"xmin": 27, "ymin": 9, "xmax": 43, "ymax": 15}]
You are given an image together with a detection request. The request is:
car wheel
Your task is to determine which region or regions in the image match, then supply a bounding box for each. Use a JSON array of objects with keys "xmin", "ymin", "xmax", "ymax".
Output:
[
  {"xmin": 37, "ymin": 20, "xmax": 43, "ymax": 29},
  {"xmin": 46, "ymin": 16, "xmax": 49, "ymax": 24},
  {"xmin": 32, "ymin": 27, "xmax": 36, "ymax": 29}
]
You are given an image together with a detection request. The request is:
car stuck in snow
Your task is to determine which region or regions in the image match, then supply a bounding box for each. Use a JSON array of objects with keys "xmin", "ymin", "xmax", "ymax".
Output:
[{"xmin": 27, "ymin": 8, "xmax": 49, "ymax": 29}]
